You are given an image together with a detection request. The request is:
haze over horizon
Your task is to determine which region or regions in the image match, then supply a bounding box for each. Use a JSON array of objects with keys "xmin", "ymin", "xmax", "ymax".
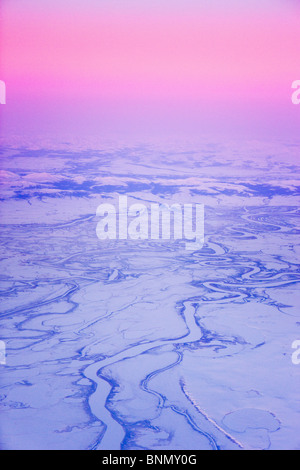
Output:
[{"xmin": 0, "ymin": 0, "xmax": 299, "ymax": 142}]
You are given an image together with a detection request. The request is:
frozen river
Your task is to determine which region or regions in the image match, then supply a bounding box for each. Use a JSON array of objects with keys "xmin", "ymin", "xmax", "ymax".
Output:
[{"xmin": 0, "ymin": 140, "xmax": 299, "ymax": 449}]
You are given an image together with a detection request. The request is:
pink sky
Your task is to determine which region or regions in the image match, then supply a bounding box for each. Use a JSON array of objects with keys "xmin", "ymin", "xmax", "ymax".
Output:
[{"xmin": 1, "ymin": 1, "xmax": 300, "ymax": 141}]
